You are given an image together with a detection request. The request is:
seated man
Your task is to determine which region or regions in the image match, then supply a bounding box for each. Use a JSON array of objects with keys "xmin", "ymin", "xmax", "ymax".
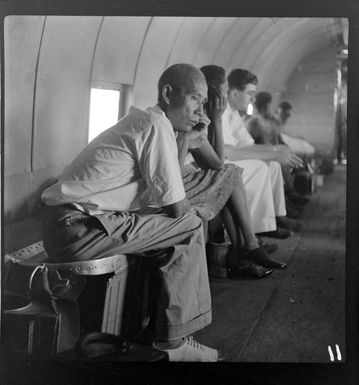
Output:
[
  {"xmin": 246, "ymin": 92, "xmax": 309, "ymax": 217},
  {"xmin": 176, "ymin": 64, "xmax": 285, "ymax": 279},
  {"xmin": 41, "ymin": 63, "xmax": 221, "ymax": 362},
  {"xmin": 222, "ymin": 69, "xmax": 303, "ymax": 236},
  {"xmin": 246, "ymin": 91, "xmax": 280, "ymax": 145},
  {"xmin": 274, "ymin": 101, "xmax": 315, "ymax": 160}
]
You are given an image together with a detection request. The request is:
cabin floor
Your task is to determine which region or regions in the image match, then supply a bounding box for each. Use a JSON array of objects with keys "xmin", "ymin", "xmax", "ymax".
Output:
[{"xmin": 197, "ymin": 164, "xmax": 346, "ymax": 362}]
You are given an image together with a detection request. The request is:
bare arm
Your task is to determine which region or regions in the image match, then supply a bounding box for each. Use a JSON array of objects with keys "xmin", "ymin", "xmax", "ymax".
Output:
[
  {"xmin": 206, "ymin": 84, "xmax": 226, "ymax": 163},
  {"xmin": 191, "ymin": 85, "xmax": 226, "ymax": 171},
  {"xmin": 190, "ymin": 116, "xmax": 225, "ymax": 170},
  {"xmin": 225, "ymin": 143, "xmax": 303, "ymax": 168},
  {"xmin": 176, "ymin": 130, "xmax": 206, "ymax": 175},
  {"xmin": 191, "ymin": 137, "xmax": 224, "ymax": 170},
  {"xmin": 225, "ymin": 143, "xmax": 281, "ymax": 161},
  {"xmin": 278, "ymin": 133, "xmax": 287, "ymax": 145}
]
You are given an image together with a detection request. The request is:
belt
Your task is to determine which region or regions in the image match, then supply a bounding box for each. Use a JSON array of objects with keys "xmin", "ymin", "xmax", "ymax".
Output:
[{"xmin": 43, "ymin": 204, "xmax": 92, "ymax": 227}]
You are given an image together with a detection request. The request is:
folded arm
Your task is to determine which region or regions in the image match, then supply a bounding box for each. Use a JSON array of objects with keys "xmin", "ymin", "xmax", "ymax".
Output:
[{"xmin": 225, "ymin": 143, "xmax": 303, "ymax": 168}]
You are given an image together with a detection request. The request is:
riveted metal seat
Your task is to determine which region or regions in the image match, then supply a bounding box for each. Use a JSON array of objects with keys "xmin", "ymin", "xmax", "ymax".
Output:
[
  {"xmin": 3, "ymin": 241, "xmax": 136, "ymax": 355},
  {"xmin": 4, "ymin": 241, "xmax": 130, "ymax": 276},
  {"xmin": 3, "ymin": 239, "xmax": 168, "ymax": 358}
]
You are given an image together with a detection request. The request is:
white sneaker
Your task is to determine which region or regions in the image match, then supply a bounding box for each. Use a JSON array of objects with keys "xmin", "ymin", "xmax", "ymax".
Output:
[{"xmin": 154, "ymin": 336, "xmax": 219, "ymax": 362}]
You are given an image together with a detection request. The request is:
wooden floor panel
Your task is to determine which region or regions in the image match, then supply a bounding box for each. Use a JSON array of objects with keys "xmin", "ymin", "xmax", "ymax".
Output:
[{"xmin": 198, "ymin": 166, "xmax": 346, "ymax": 363}]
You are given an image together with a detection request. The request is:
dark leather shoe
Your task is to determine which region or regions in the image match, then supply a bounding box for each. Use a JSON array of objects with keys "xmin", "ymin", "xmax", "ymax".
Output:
[
  {"xmin": 276, "ymin": 216, "xmax": 303, "ymax": 233},
  {"xmin": 286, "ymin": 198, "xmax": 304, "ymax": 213},
  {"xmin": 229, "ymin": 261, "xmax": 273, "ymax": 279},
  {"xmin": 288, "ymin": 192, "xmax": 310, "ymax": 206},
  {"xmin": 257, "ymin": 239, "xmax": 278, "ymax": 254},
  {"xmin": 248, "ymin": 247, "xmax": 286, "ymax": 269},
  {"xmin": 286, "ymin": 205, "xmax": 301, "ymax": 219},
  {"xmin": 260, "ymin": 227, "xmax": 292, "ymax": 239}
]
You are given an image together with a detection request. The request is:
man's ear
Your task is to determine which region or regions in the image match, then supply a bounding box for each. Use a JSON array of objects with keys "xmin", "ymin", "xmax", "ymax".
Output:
[{"xmin": 161, "ymin": 84, "xmax": 173, "ymax": 105}]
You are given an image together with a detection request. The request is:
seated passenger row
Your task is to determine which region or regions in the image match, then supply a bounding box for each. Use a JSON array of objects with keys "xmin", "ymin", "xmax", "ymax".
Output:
[
  {"xmin": 245, "ymin": 90, "xmax": 314, "ymax": 219},
  {"xmin": 40, "ymin": 63, "xmax": 313, "ymax": 362}
]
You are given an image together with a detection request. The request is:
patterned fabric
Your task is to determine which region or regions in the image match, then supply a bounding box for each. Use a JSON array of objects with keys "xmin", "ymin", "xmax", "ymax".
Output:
[{"xmin": 183, "ymin": 163, "xmax": 242, "ymax": 221}]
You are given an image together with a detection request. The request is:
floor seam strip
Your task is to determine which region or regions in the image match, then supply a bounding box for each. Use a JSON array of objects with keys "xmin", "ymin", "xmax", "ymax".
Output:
[{"xmin": 236, "ymin": 233, "xmax": 303, "ymax": 361}]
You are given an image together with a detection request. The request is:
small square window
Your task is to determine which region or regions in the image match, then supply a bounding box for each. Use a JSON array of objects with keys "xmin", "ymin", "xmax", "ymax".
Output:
[{"xmin": 88, "ymin": 88, "xmax": 120, "ymax": 142}]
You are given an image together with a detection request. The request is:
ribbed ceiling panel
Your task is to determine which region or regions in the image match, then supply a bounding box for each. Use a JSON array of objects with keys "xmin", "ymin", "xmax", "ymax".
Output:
[
  {"xmin": 193, "ymin": 17, "xmax": 237, "ymax": 67},
  {"xmin": 260, "ymin": 33, "xmax": 332, "ymax": 92},
  {"xmin": 213, "ymin": 18, "xmax": 259, "ymax": 68},
  {"xmin": 92, "ymin": 16, "xmax": 152, "ymax": 85},
  {"xmin": 166, "ymin": 17, "xmax": 215, "ymax": 66},
  {"xmin": 133, "ymin": 17, "xmax": 185, "ymax": 109}
]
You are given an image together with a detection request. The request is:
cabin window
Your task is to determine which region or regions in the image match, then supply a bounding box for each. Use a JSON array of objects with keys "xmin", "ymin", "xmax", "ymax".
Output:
[{"xmin": 88, "ymin": 88, "xmax": 121, "ymax": 142}]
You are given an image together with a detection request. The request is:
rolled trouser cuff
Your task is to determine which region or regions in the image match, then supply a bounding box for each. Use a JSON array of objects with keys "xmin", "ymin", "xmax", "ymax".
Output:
[{"xmin": 155, "ymin": 308, "xmax": 212, "ymax": 341}]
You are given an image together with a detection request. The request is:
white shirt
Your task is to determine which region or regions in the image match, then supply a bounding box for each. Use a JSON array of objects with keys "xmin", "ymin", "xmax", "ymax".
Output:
[
  {"xmin": 222, "ymin": 104, "xmax": 255, "ymax": 148},
  {"xmin": 42, "ymin": 105, "xmax": 186, "ymax": 212}
]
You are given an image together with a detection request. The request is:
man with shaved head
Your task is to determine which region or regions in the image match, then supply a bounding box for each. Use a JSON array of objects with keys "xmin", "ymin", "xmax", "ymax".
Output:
[{"xmin": 41, "ymin": 63, "xmax": 221, "ymax": 361}]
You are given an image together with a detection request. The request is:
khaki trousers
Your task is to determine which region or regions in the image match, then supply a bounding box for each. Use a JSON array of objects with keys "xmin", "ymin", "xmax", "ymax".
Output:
[
  {"xmin": 42, "ymin": 205, "xmax": 212, "ymax": 341},
  {"xmin": 225, "ymin": 159, "xmax": 286, "ymax": 233}
]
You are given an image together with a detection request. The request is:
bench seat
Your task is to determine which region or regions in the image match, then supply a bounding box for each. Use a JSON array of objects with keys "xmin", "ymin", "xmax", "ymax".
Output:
[
  {"xmin": 3, "ymin": 218, "xmax": 141, "ymax": 354},
  {"xmin": 5, "ymin": 241, "xmax": 130, "ymax": 276},
  {"xmin": 2, "ymin": 214, "xmax": 216, "ymax": 358}
]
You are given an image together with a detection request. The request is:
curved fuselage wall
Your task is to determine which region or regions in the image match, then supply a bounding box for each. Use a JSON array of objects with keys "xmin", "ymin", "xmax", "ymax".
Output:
[
  {"xmin": 281, "ymin": 47, "xmax": 337, "ymax": 156},
  {"xmin": 4, "ymin": 16, "xmax": 342, "ymax": 222}
]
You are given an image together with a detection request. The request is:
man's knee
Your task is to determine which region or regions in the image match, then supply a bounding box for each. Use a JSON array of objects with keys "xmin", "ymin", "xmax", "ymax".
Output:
[
  {"xmin": 247, "ymin": 159, "xmax": 269, "ymax": 174},
  {"xmin": 268, "ymin": 160, "xmax": 281, "ymax": 172},
  {"xmin": 268, "ymin": 161, "xmax": 284, "ymax": 184},
  {"xmin": 180, "ymin": 212, "xmax": 203, "ymax": 232},
  {"xmin": 246, "ymin": 160, "xmax": 270, "ymax": 181}
]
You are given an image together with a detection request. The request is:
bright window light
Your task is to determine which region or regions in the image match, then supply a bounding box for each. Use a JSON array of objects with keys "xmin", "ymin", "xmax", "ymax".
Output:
[
  {"xmin": 247, "ymin": 103, "xmax": 253, "ymax": 115},
  {"xmin": 88, "ymin": 88, "xmax": 120, "ymax": 142}
]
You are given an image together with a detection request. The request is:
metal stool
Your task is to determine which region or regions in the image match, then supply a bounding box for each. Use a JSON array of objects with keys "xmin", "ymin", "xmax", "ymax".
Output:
[{"xmin": 3, "ymin": 242, "xmax": 166, "ymax": 360}]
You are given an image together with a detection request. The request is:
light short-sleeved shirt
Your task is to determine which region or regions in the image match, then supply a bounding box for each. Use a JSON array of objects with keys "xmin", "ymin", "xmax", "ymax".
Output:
[
  {"xmin": 222, "ymin": 104, "xmax": 255, "ymax": 149},
  {"xmin": 41, "ymin": 105, "xmax": 186, "ymax": 212}
]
